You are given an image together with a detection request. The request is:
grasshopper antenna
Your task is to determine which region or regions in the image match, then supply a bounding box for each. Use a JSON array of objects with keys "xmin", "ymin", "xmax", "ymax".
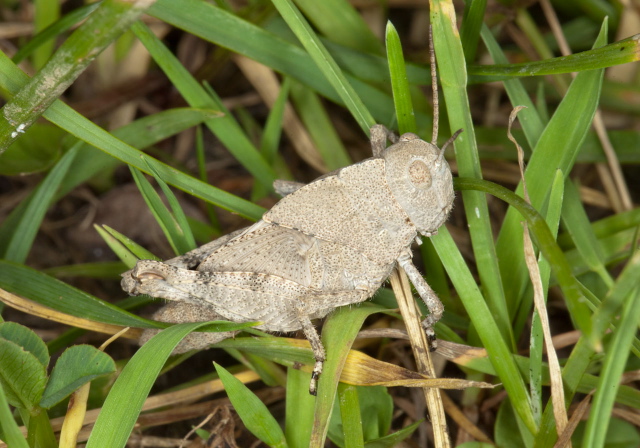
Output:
[
  {"xmin": 429, "ymin": 25, "xmax": 438, "ymax": 146},
  {"xmin": 439, "ymin": 128, "xmax": 463, "ymax": 162}
]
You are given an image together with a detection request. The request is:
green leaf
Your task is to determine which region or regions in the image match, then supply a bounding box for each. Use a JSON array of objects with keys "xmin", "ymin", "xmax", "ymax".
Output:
[
  {"xmin": 0, "ymin": 338, "xmax": 47, "ymax": 411},
  {"xmin": 86, "ymin": 321, "xmax": 214, "ymax": 448},
  {"xmin": 0, "ymin": 322, "xmax": 49, "ymax": 368},
  {"xmin": 215, "ymin": 363, "xmax": 288, "ymax": 448},
  {"xmin": 40, "ymin": 345, "xmax": 116, "ymax": 409}
]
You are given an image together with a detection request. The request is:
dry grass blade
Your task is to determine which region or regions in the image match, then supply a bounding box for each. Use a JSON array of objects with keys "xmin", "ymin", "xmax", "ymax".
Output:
[
  {"xmin": 389, "ymin": 267, "xmax": 451, "ymax": 447},
  {"xmin": 0, "ymin": 287, "xmax": 141, "ymax": 339},
  {"xmin": 554, "ymin": 393, "xmax": 593, "ymax": 448},
  {"xmin": 232, "ymin": 55, "xmax": 326, "ymax": 172},
  {"xmin": 508, "ymin": 106, "xmax": 569, "ymax": 441},
  {"xmin": 340, "ymin": 349, "xmax": 495, "ymax": 389}
]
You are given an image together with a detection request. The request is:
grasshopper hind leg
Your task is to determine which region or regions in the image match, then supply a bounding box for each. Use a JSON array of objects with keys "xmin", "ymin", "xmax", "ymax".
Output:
[{"xmin": 295, "ymin": 306, "xmax": 326, "ymax": 396}]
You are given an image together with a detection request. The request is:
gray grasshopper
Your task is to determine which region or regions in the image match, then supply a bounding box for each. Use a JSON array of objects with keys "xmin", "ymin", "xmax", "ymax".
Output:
[{"xmin": 121, "ymin": 37, "xmax": 460, "ymax": 395}]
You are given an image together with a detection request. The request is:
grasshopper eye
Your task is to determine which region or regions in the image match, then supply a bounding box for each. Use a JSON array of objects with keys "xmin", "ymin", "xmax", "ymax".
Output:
[{"xmin": 408, "ymin": 159, "xmax": 432, "ymax": 189}]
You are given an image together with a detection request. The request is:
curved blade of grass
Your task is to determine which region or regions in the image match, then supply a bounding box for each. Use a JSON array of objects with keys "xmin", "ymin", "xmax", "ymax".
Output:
[
  {"xmin": 85, "ymin": 321, "xmax": 212, "ymax": 448},
  {"xmin": 469, "ymin": 32, "xmax": 639, "ymax": 78},
  {"xmin": 270, "ymin": 0, "xmax": 374, "ymax": 133},
  {"xmin": 0, "ymin": 261, "xmax": 154, "ymax": 328},
  {"xmin": 0, "ymin": 50, "xmax": 264, "ymax": 221},
  {"xmin": 494, "ymin": 21, "xmax": 607, "ymax": 346},
  {"xmin": 385, "ymin": 21, "xmax": 416, "ymax": 134},
  {"xmin": 430, "ymin": 0, "xmax": 514, "ymax": 355},
  {"xmin": 148, "ymin": 0, "xmax": 399, "ymax": 125},
  {"xmin": 130, "ymin": 21, "xmax": 277, "ymax": 191},
  {"xmin": 0, "ymin": 0, "xmax": 155, "ymax": 153},
  {"xmin": 2, "ymin": 145, "xmax": 78, "ymax": 263},
  {"xmin": 0, "ymin": 108, "xmax": 219, "ymax": 249},
  {"xmin": 214, "ymin": 363, "xmax": 288, "ymax": 448},
  {"xmin": 582, "ymin": 288, "xmax": 640, "ymax": 446},
  {"xmin": 131, "ymin": 164, "xmax": 196, "ymax": 255},
  {"xmin": 96, "ymin": 225, "xmax": 159, "ymax": 265}
]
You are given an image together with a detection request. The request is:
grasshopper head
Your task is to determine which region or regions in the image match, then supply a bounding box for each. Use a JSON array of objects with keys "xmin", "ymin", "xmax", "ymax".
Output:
[{"xmin": 382, "ymin": 132, "xmax": 455, "ymax": 237}]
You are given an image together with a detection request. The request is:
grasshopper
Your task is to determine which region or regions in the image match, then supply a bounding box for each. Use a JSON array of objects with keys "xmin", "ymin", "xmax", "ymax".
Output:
[{"xmin": 121, "ymin": 32, "xmax": 461, "ymax": 395}]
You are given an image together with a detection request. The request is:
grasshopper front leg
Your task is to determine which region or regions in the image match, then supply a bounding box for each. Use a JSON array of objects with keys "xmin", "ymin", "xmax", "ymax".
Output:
[{"xmin": 397, "ymin": 250, "xmax": 444, "ymax": 350}]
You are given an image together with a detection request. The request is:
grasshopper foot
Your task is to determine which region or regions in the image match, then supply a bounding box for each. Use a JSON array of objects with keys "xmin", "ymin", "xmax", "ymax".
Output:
[{"xmin": 309, "ymin": 366, "xmax": 322, "ymax": 396}]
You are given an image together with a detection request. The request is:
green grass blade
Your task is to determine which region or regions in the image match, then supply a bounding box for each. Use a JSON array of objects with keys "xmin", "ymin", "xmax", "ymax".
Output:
[
  {"xmin": 86, "ymin": 322, "xmax": 213, "ymax": 448},
  {"xmin": 0, "ymin": 260, "xmax": 155, "ymax": 328},
  {"xmin": 337, "ymin": 384, "xmax": 364, "ymax": 448},
  {"xmin": 215, "ymin": 363, "xmax": 288, "ymax": 448},
  {"xmin": 460, "ymin": 0, "xmax": 487, "ymax": 63},
  {"xmin": 0, "ymin": 48, "xmax": 265, "ymax": 220},
  {"xmin": 294, "ymin": 0, "xmax": 381, "ymax": 53},
  {"xmin": 469, "ymin": 32, "xmax": 639, "ymax": 78},
  {"xmin": 591, "ymin": 246, "xmax": 640, "ymax": 343},
  {"xmin": 271, "ymin": 0, "xmax": 375, "ymax": 133},
  {"xmin": 0, "ymin": 0, "xmax": 154, "ymax": 152},
  {"xmin": 582, "ymin": 288, "xmax": 640, "ymax": 447},
  {"xmin": 285, "ymin": 368, "xmax": 315, "ymax": 448},
  {"xmin": 97, "ymin": 225, "xmax": 159, "ymax": 263},
  {"xmin": 481, "ymin": 24, "xmax": 544, "ymax": 148},
  {"xmin": 561, "ymin": 181, "xmax": 614, "ymax": 287},
  {"xmin": 130, "ymin": 21, "xmax": 277, "ymax": 191},
  {"xmin": 13, "ymin": 2, "xmax": 100, "ymax": 64},
  {"xmin": 32, "ymin": 0, "xmax": 60, "ymax": 69},
  {"xmin": 385, "ymin": 21, "xmax": 416, "ymax": 134},
  {"xmin": 431, "ymin": 227, "xmax": 536, "ymax": 435},
  {"xmin": 430, "ymin": 0, "xmax": 514, "ymax": 352},
  {"xmin": 495, "ymin": 21, "xmax": 608, "ymax": 344},
  {"xmin": 0, "ymin": 104, "xmax": 210, "ymax": 253},
  {"xmin": 0, "ymin": 382, "xmax": 29, "ymax": 448},
  {"xmin": 2, "ymin": 145, "xmax": 78, "ymax": 263},
  {"xmin": 289, "ymin": 80, "xmax": 352, "ymax": 170},
  {"xmin": 311, "ymin": 303, "xmax": 388, "ymax": 448}
]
